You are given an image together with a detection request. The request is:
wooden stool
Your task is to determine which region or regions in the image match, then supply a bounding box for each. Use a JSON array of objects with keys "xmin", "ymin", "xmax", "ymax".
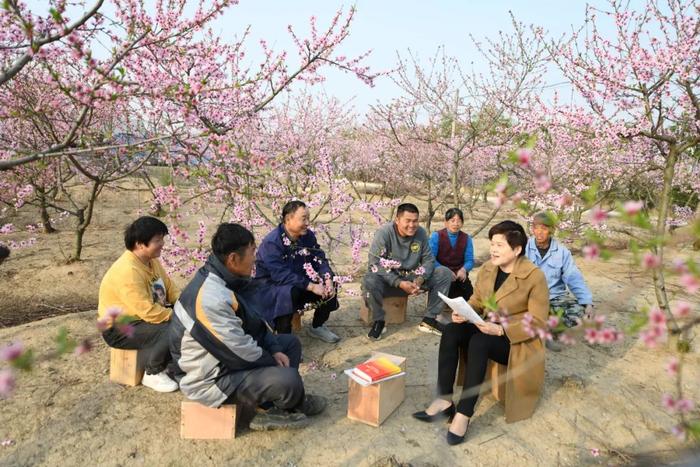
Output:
[
  {"xmin": 180, "ymin": 401, "xmax": 240, "ymax": 439},
  {"xmin": 109, "ymin": 348, "xmax": 144, "ymax": 386},
  {"xmin": 359, "ymin": 296, "xmax": 408, "ymax": 324},
  {"xmin": 456, "ymin": 349, "xmax": 506, "ymax": 401},
  {"xmin": 291, "ymin": 313, "xmax": 302, "ymax": 332}
]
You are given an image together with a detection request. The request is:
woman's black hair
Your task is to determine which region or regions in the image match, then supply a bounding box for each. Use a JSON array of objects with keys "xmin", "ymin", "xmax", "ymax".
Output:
[
  {"xmin": 445, "ymin": 207, "xmax": 464, "ymax": 222},
  {"xmin": 488, "ymin": 220, "xmax": 527, "ymax": 256},
  {"xmin": 211, "ymin": 223, "xmax": 255, "ymax": 263},
  {"xmin": 281, "ymin": 200, "xmax": 307, "ymax": 223},
  {"xmin": 124, "ymin": 217, "xmax": 169, "ymax": 250}
]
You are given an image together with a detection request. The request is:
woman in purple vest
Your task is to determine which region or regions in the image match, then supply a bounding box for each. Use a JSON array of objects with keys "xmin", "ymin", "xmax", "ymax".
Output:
[{"xmin": 428, "ymin": 208, "xmax": 474, "ymax": 301}]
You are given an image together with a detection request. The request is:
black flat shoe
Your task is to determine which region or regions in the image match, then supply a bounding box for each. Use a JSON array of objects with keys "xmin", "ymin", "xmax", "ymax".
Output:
[
  {"xmin": 446, "ymin": 419, "xmax": 470, "ymax": 446},
  {"xmin": 412, "ymin": 403, "xmax": 455, "ymax": 423}
]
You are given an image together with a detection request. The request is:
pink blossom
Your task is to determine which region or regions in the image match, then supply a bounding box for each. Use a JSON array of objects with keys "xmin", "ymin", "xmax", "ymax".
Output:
[
  {"xmin": 582, "ymin": 244, "xmax": 600, "ymax": 260},
  {"xmin": 649, "ymin": 307, "xmax": 666, "ymax": 326},
  {"xmin": 556, "ymin": 194, "xmax": 573, "ymax": 208},
  {"xmin": 590, "ymin": 207, "xmax": 607, "ymax": 226},
  {"xmin": 282, "ymin": 236, "xmax": 292, "ymax": 246},
  {"xmin": 0, "ymin": 342, "xmax": 24, "ymax": 362},
  {"xmin": 671, "ymin": 301, "xmax": 691, "ymax": 318},
  {"xmin": 679, "ymin": 274, "xmax": 699, "ymax": 295},
  {"xmin": 642, "ymin": 252, "xmax": 661, "ymax": 269},
  {"xmin": 671, "ymin": 259, "xmax": 689, "ymax": 274},
  {"xmin": 590, "ymin": 448, "xmax": 600, "ymax": 457},
  {"xmin": 370, "ymin": 264, "xmax": 378, "ymax": 273},
  {"xmin": 116, "ymin": 323, "xmax": 135, "ymax": 338},
  {"xmin": 0, "ymin": 369, "xmax": 15, "ymax": 399},
  {"xmin": 623, "ymin": 200, "xmax": 643, "ymax": 216},
  {"xmin": 584, "ymin": 328, "xmax": 598, "ymax": 344},
  {"xmin": 534, "ymin": 173, "xmax": 551, "ymax": 194},
  {"xmin": 74, "ymin": 339, "xmax": 93, "ymax": 356},
  {"xmin": 0, "ymin": 439, "xmax": 14, "ymax": 447},
  {"xmin": 547, "ymin": 316, "xmax": 559, "ymax": 329},
  {"xmin": 303, "ymin": 262, "xmax": 320, "ymax": 282},
  {"xmin": 661, "ymin": 393, "xmax": 676, "ymax": 411},
  {"xmin": 664, "ymin": 357, "xmax": 679, "ymax": 376},
  {"xmin": 516, "ymin": 148, "xmax": 532, "ymax": 168},
  {"xmin": 670, "ymin": 425, "xmax": 686, "ymax": 441},
  {"xmin": 105, "ymin": 306, "xmax": 123, "ymax": 320},
  {"xmin": 413, "ymin": 265, "xmax": 426, "ymax": 276},
  {"xmin": 96, "ymin": 317, "xmax": 110, "ymax": 332},
  {"xmin": 558, "ymin": 333, "xmax": 575, "ymax": 345},
  {"xmin": 675, "ymin": 398, "xmax": 694, "ymax": 414}
]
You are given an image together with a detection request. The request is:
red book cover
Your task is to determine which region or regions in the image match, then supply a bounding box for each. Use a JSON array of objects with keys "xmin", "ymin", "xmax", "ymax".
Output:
[{"xmin": 352, "ymin": 357, "xmax": 402, "ymax": 383}]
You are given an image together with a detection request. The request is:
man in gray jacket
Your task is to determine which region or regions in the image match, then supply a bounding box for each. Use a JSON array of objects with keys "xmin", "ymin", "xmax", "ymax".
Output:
[
  {"xmin": 362, "ymin": 203, "xmax": 452, "ymax": 340},
  {"xmin": 170, "ymin": 223, "xmax": 326, "ymax": 431}
]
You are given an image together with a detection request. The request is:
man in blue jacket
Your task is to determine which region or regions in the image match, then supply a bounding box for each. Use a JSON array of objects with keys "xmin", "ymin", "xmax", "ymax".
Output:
[
  {"xmin": 170, "ymin": 223, "xmax": 326, "ymax": 431},
  {"xmin": 253, "ymin": 200, "xmax": 340, "ymax": 343},
  {"xmin": 526, "ymin": 212, "xmax": 594, "ymax": 351}
]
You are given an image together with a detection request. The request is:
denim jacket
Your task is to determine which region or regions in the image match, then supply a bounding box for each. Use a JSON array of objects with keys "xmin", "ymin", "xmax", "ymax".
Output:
[{"xmin": 525, "ymin": 237, "xmax": 592, "ymax": 305}]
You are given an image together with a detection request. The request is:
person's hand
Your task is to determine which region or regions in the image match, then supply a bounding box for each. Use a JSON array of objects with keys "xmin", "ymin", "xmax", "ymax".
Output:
[
  {"xmin": 411, "ymin": 279, "xmax": 425, "ymax": 295},
  {"xmin": 324, "ymin": 278, "xmax": 335, "ymax": 299},
  {"xmin": 273, "ymin": 352, "xmax": 290, "ymax": 367},
  {"xmin": 476, "ymin": 321, "xmax": 504, "ymax": 336},
  {"xmin": 399, "ymin": 280, "xmax": 420, "ymax": 295},
  {"xmin": 456, "ymin": 268, "xmax": 467, "ymax": 282},
  {"xmin": 584, "ymin": 304, "xmax": 594, "ymax": 320},
  {"xmin": 452, "ymin": 311, "xmax": 467, "ymax": 324},
  {"xmin": 307, "ymin": 282, "xmax": 325, "ymax": 297}
]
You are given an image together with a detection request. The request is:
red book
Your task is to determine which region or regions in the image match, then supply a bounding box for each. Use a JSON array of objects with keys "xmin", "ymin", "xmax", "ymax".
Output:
[{"xmin": 352, "ymin": 357, "xmax": 402, "ymax": 383}]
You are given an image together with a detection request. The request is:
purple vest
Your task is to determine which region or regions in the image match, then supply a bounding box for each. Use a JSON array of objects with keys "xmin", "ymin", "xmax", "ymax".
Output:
[{"xmin": 437, "ymin": 229, "xmax": 468, "ymax": 273}]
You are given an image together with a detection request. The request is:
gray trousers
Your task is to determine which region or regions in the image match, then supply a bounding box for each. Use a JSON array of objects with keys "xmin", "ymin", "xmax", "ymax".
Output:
[
  {"xmin": 226, "ymin": 334, "xmax": 304, "ymax": 410},
  {"xmin": 361, "ymin": 266, "xmax": 453, "ymax": 322}
]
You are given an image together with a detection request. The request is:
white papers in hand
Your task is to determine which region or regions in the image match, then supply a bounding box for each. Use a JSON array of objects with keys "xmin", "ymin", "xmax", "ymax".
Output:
[{"xmin": 438, "ymin": 292, "xmax": 485, "ymax": 324}]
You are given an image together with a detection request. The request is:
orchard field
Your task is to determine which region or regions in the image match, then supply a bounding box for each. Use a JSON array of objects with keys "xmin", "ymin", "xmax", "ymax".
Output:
[{"xmin": 1, "ymin": 0, "xmax": 699, "ymax": 465}]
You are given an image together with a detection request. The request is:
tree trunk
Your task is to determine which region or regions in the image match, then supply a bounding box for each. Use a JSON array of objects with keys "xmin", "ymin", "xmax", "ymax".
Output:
[
  {"xmin": 38, "ymin": 190, "xmax": 56, "ymax": 233},
  {"xmin": 652, "ymin": 146, "xmax": 678, "ymax": 315}
]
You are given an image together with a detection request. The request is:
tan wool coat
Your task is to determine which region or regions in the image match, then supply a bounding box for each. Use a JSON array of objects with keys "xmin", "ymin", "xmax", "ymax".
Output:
[{"xmin": 468, "ymin": 256, "xmax": 549, "ymax": 423}]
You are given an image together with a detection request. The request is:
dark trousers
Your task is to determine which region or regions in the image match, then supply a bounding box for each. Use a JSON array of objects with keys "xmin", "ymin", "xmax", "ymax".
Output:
[
  {"xmin": 102, "ymin": 320, "xmax": 171, "ymax": 375},
  {"xmin": 448, "ymin": 278, "xmax": 473, "ymax": 301},
  {"xmin": 438, "ymin": 322, "xmax": 510, "ymax": 416},
  {"xmin": 225, "ymin": 334, "xmax": 304, "ymax": 410},
  {"xmin": 274, "ymin": 286, "xmax": 339, "ymax": 333}
]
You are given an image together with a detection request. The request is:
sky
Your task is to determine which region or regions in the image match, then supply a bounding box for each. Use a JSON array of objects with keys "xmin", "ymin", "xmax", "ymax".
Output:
[
  {"xmin": 213, "ymin": 0, "xmax": 638, "ymax": 113},
  {"xmin": 24, "ymin": 0, "xmax": 646, "ymax": 113}
]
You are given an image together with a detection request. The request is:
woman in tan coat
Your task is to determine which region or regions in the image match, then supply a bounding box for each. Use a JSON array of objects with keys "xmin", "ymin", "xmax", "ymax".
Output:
[{"xmin": 413, "ymin": 220, "xmax": 548, "ymax": 445}]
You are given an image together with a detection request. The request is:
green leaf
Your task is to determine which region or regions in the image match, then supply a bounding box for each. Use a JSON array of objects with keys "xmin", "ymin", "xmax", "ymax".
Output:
[
  {"xmin": 688, "ymin": 421, "xmax": 700, "ymax": 440},
  {"xmin": 54, "ymin": 327, "xmax": 76, "ymax": 355},
  {"xmin": 11, "ymin": 348, "xmax": 34, "ymax": 372},
  {"xmin": 483, "ymin": 294, "xmax": 499, "ymax": 312},
  {"xmin": 49, "ymin": 8, "xmax": 62, "ymax": 22},
  {"xmin": 581, "ymin": 181, "xmax": 599, "ymax": 206},
  {"xmin": 628, "ymin": 307, "xmax": 649, "ymax": 333}
]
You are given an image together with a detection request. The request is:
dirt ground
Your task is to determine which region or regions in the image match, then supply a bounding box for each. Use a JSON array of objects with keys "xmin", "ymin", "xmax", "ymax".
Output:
[{"xmin": 1, "ymin": 183, "xmax": 699, "ymax": 466}]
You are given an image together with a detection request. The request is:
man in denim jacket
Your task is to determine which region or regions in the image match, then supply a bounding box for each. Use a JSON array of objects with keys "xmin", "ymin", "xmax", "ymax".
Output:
[{"xmin": 526, "ymin": 213, "xmax": 593, "ymax": 350}]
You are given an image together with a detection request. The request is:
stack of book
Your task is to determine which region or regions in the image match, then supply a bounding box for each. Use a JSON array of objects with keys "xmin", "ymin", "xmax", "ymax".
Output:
[{"xmin": 347, "ymin": 356, "xmax": 404, "ymax": 385}]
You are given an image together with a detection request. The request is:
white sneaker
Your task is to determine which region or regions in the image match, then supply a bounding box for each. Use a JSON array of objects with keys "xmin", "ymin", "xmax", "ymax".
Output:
[
  {"xmin": 307, "ymin": 324, "xmax": 341, "ymax": 343},
  {"xmin": 141, "ymin": 370, "xmax": 179, "ymax": 392}
]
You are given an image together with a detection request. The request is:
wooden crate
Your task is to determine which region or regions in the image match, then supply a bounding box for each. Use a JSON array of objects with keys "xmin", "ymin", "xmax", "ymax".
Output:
[
  {"xmin": 359, "ymin": 295, "xmax": 408, "ymax": 325},
  {"xmin": 456, "ymin": 349, "xmax": 506, "ymax": 401},
  {"xmin": 347, "ymin": 352, "xmax": 406, "ymax": 427},
  {"xmin": 109, "ymin": 348, "xmax": 144, "ymax": 386},
  {"xmin": 180, "ymin": 401, "xmax": 240, "ymax": 439}
]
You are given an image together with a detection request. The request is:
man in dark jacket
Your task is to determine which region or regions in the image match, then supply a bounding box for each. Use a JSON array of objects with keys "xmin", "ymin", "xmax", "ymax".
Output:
[{"xmin": 170, "ymin": 223, "xmax": 326, "ymax": 430}]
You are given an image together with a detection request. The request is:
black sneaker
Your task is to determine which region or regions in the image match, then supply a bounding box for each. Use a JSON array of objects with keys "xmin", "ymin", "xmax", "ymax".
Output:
[
  {"xmin": 368, "ymin": 320, "xmax": 386, "ymax": 341},
  {"xmin": 296, "ymin": 394, "xmax": 327, "ymax": 416},
  {"xmin": 249, "ymin": 407, "xmax": 310, "ymax": 431},
  {"xmin": 418, "ymin": 317, "xmax": 444, "ymax": 336}
]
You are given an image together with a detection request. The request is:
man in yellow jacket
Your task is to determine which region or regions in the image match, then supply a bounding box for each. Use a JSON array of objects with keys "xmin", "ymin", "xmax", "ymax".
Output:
[{"xmin": 98, "ymin": 216, "xmax": 180, "ymax": 392}]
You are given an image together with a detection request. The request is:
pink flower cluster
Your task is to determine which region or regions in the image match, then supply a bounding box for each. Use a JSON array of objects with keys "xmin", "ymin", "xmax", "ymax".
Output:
[
  {"xmin": 640, "ymin": 307, "xmax": 667, "ymax": 348},
  {"xmin": 303, "ymin": 262, "xmax": 320, "ymax": 283},
  {"xmin": 661, "ymin": 393, "xmax": 694, "ymax": 414},
  {"xmin": 379, "ymin": 258, "xmax": 402, "ymax": 270}
]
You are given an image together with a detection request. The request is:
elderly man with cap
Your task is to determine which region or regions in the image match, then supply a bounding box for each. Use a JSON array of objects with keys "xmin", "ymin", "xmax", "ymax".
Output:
[{"xmin": 525, "ymin": 212, "xmax": 594, "ymax": 351}]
